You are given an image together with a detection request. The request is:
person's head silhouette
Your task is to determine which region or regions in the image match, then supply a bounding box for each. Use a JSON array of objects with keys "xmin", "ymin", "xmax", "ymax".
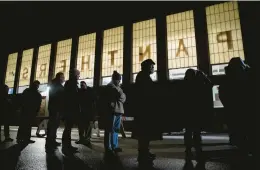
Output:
[
  {"xmin": 184, "ymin": 68, "xmax": 196, "ymax": 81},
  {"xmin": 69, "ymin": 69, "xmax": 80, "ymax": 80},
  {"xmin": 111, "ymin": 70, "xmax": 121, "ymax": 86},
  {"xmin": 141, "ymin": 59, "xmax": 155, "ymax": 75}
]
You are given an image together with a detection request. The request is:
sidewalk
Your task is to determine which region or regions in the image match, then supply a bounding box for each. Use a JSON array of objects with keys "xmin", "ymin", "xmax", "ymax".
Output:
[{"xmin": 0, "ymin": 127, "xmax": 251, "ymax": 170}]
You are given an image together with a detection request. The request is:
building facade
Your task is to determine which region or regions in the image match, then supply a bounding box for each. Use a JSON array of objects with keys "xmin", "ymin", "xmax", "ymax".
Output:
[{"xmin": 3, "ymin": 1, "xmax": 256, "ymax": 117}]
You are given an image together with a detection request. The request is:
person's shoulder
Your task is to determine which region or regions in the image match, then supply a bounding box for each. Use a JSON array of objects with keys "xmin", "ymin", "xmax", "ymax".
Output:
[
  {"xmin": 135, "ymin": 71, "xmax": 144, "ymax": 81},
  {"xmin": 50, "ymin": 79, "xmax": 56, "ymax": 85},
  {"xmin": 23, "ymin": 88, "xmax": 30, "ymax": 93},
  {"xmin": 64, "ymin": 80, "xmax": 71, "ymax": 87},
  {"xmin": 37, "ymin": 91, "xmax": 42, "ymax": 97},
  {"xmin": 136, "ymin": 71, "xmax": 143, "ymax": 78},
  {"xmin": 106, "ymin": 82, "xmax": 114, "ymax": 88},
  {"xmin": 87, "ymin": 87, "xmax": 94, "ymax": 92},
  {"xmin": 57, "ymin": 82, "xmax": 64, "ymax": 89}
]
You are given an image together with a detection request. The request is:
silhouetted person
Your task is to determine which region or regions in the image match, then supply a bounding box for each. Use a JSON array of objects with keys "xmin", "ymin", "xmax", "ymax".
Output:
[
  {"xmin": 219, "ymin": 57, "xmax": 254, "ymax": 156},
  {"xmin": 104, "ymin": 71, "xmax": 126, "ymax": 156},
  {"xmin": 183, "ymin": 69, "xmax": 213, "ymax": 169},
  {"xmin": 45, "ymin": 72, "xmax": 65, "ymax": 151},
  {"xmin": 183, "ymin": 69, "xmax": 200, "ymax": 160},
  {"xmin": 1, "ymin": 84, "xmax": 14, "ymax": 142},
  {"xmin": 132, "ymin": 59, "xmax": 160, "ymax": 168},
  {"xmin": 61, "ymin": 69, "xmax": 80, "ymax": 154},
  {"xmin": 16, "ymin": 80, "xmax": 42, "ymax": 144},
  {"xmin": 76, "ymin": 81, "xmax": 96, "ymax": 145}
]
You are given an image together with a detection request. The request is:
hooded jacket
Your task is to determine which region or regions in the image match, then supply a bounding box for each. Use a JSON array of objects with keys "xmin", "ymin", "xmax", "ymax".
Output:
[{"xmin": 106, "ymin": 82, "xmax": 126, "ymax": 114}]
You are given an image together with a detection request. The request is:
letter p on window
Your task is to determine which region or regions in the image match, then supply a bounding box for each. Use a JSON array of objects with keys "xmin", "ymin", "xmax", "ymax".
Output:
[{"xmin": 217, "ymin": 31, "xmax": 233, "ymax": 50}]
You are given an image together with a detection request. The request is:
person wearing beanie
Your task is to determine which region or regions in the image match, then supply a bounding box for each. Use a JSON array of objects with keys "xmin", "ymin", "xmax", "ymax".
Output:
[{"xmin": 103, "ymin": 70, "xmax": 126, "ymax": 156}]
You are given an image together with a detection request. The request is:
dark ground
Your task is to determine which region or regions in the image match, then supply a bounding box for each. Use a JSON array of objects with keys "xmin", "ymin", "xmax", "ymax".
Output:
[{"xmin": 0, "ymin": 126, "xmax": 254, "ymax": 170}]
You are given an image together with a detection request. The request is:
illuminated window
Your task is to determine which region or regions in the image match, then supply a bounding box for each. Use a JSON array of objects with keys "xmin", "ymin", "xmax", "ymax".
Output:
[
  {"xmin": 36, "ymin": 44, "xmax": 51, "ymax": 87},
  {"xmin": 102, "ymin": 26, "xmax": 123, "ymax": 85},
  {"xmin": 5, "ymin": 52, "xmax": 18, "ymax": 94},
  {"xmin": 54, "ymin": 39, "xmax": 72, "ymax": 80},
  {"xmin": 133, "ymin": 19, "xmax": 157, "ymax": 82},
  {"xmin": 206, "ymin": 1, "xmax": 244, "ymax": 75},
  {"xmin": 18, "ymin": 49, "xmax": 34, "ymax": 93},
  {"xmin": 77, "ymin": 33, "xmax": 96, "ymax": 87},
  {"xmin": 212, "ymin": 85, "xmax": 224, "ymax": 108},
  {"xmin": 167, "ymin": 10, "xmax": 197, "ymax": 80}
]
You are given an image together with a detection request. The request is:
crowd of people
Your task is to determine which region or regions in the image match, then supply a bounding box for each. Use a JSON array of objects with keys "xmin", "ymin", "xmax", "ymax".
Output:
[{"xmin": 0, "ymin": 57, "xmax": 255, "ymax": 169}]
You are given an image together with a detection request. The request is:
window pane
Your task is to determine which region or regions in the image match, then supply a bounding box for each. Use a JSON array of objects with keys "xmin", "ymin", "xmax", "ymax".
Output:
[
  {"xmin": 206, "ymin": 2, "xmax": 245, "ymax": 75},
  {"xmin": 132, "ymin": 19, "xmax": 157, "ymax": 82},
  {"xmin": 212, "ymin": 85, "xmax": 224, "ymax": 108},
  {"xmin": 5, "ymin": 52, "xmax": 18, "ymax": 91},
  {"xmin": 18, "ymin": 49, "xmax": 34, "ymax": 93},
  {"xmin": 36, "ymin": 44, "xmax": 51, "ymax": 84},
  {"xmin": 54, "ymin": 39, "xmax": 72, "ymax": 80},
  {"xmin": 102, "ymin": 26, "xmax": 123, "ymax": 84},
  {"xmin": 77, "ymin": 33, "xmax": 96, "ymax": 86},
  {"xmin": 167, "ymin": 10, "xmax": 198, "ymax": 80}
]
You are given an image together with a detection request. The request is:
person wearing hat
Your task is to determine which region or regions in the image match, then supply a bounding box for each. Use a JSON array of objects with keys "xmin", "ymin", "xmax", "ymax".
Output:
[
  {"xmin": 103, "ymin": 70, "xmax": 126, "ymax": 156},
  {"xmin": 61, "ymin": 69, "xmax": 80, "ymax": 155},
  {"xmin": 132, "ymin": 59, "xmax": 161, "ymax": 168}
]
